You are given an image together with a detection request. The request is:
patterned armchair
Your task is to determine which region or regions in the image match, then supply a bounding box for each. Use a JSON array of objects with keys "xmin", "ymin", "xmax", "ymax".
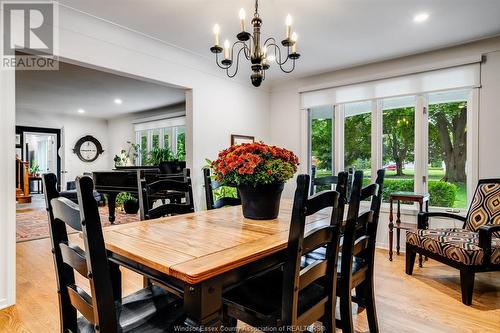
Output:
[{"xmin": 405, "ymin": 179, "xmax": 500, "ymax": 305}]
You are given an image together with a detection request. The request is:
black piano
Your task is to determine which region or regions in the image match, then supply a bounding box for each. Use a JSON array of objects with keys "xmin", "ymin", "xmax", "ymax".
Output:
[{"xmin": 93, "ymin": 162, "xmax": 186, "ymax": 223}]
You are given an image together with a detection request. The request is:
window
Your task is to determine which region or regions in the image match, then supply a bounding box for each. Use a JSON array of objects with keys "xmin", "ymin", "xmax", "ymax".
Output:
[
  {"xmin": 309, "ymin": 106, "xmax": 334, "ymax": 176},
  {"xmin": 306, "ymin": 89, "xmax": 474, "ymax": 210},
  {"xmin": 382, "ymin": 96, "xmax": 416, "ymax": 202},
  {"xmin": 344, "ymin": 101, "xmax": 372, "ymax": 184},
  {"xmin": 427, "ymin": 90, "xmax": 469, "ymax": 209},
  {"xmin": 134, "ymin": 117, "xmax": 186, "ymax": 165}
]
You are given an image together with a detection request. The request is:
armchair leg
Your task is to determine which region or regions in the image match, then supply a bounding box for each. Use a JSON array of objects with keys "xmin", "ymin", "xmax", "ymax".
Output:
[
  {"xmin": 459, "ymin": 270, "xmax": 475, "ymax": 306},
  {"xmin": 405, "ymin": 246, "xmax": 416, "ymax": 275}
]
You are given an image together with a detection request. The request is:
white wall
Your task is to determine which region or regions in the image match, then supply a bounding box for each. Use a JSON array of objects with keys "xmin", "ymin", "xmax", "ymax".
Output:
[
  {"xmin": 268, "ymin": 36, "xmax": 500, "ymax": 249},
  {"xmin": 16, "ymin": 109, "xmax": 111, "ymax": 188},
  {"xmin": 0, "ymin": 5, "xmax": 271, "ymax": 309}
]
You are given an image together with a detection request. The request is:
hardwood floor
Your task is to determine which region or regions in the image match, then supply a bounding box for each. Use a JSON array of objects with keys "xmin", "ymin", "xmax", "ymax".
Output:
[{"xmin": 0, "ymin": 236, "xmax": 499, "ymax": 333}]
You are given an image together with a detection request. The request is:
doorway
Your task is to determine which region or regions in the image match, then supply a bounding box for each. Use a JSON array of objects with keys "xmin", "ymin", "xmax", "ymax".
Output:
[{"xmin": 15, "ymin": 126, "xmax": 62, "ymax": 189}]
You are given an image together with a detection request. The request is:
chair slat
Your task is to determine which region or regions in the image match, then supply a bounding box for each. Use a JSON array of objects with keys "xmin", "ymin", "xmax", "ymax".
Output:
[
  {"xmin": 352, "ymin": 236, "xmax": 370, "ymax": 256},
  {"xmin": 147, "ymin": 179, "xmax": 190, "ymax": 194},
  {"xmin": 302, "ymin": 226, "xmax": 334, "ymax": 254},
  {"xmin": 313, "ymin": 176, "xmax": 339, "ymax": 186},
  {"xmin": 60, "ymin": 243, "xmax": 88, "ymax": 278},
  {"xmin": 306, "ymin": 191, "xmax": 338, "ymax": 216},
  {"xmin": 299, "ymin": 260, "xmax": 327, "ymax": 291},
  {"xmin": 361, "ymin": 184, "xmax": 378, "ymax": 201},
  {"xmin": 51, "ymin": 197, "xmax": 82, "ymax": 231},
  {"xmin": 296, "ymin": 296, "xmax": 328, "ymax": 327},
  {"xmin": 67, "ymin": 285, "xmax": 94, "ymax": 324},
  {"xmin": 148, "ymin": 203, "xmax": 194, "ymax": 219}
]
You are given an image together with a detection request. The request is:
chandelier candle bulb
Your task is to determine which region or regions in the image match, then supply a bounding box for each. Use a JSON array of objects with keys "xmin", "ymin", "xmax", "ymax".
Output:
[
  {"xmin": 286, "ymin": 14, "xmax": 292, "ymax": 39},
  {"xmin": 239, "ymin": 8, "xmax": 246, "ymax": 31},
  {"xmin": 224, "ymin": 40, "xmax": 230, "ymax": 59},
  {"xmin": 291, "ymin": 32, "xmax": 298, "ymax": 53},
  {"xmin": 213, "ymin": 24, "xmax": 220, "ymax": 46}
]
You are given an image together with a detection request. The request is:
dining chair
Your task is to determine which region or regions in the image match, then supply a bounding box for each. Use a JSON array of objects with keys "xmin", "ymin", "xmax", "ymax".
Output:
[
  {"xmin": 42, "ymin": 173, "xmax": 184, "ymax": 332},
  {"xmin": 138, "ymin": 169, "xmax": 195, "ymax": 220},
  {"xmin": 222, "ymin": 174, "xmax": 344, "ymax": 332},
  {"xmin": 310, "ymin": 165, "xmax": 355, "ymax": 198},
  {"xmin": 337, "ymin": 169, "xmax": 385, "ymax": 333},
  {"xmin": 203, "ymin": 168, "xmax": 241, "ymax": 210}
]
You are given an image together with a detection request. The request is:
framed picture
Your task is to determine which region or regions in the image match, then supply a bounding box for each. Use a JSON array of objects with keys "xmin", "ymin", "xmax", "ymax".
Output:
[
  {"xmin": 15, "ymin": 134, "xmax": 21, "ymax": 146},
  {"xmin": 231, "ymin": 134, "xmax": 255, "ymax": 145}
]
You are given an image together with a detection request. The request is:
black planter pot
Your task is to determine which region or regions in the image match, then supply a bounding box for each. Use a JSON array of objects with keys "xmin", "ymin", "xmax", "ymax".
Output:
[
  {"xmin": 237, "ymin": 183, "xmax": 285, "ymax": 220},
  {"xmin": 123, "ymin": 199, "xmax": 139, "ymax": 214}
]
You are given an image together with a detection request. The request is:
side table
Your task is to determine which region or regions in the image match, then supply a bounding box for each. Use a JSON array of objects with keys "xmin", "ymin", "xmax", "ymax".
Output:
[{"xmin": 389, "ymin": 192, "xmax": 429, "ymax": 266}]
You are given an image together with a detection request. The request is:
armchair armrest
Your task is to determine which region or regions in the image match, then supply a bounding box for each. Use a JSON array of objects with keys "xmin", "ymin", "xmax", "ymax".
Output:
[
  {"xmin": 417, "ymin": 212, "xmax": 467, "ymax": 229},
  {"xmin": 478, "ymin": 225, "xmax": 500, "ymax": 258}
]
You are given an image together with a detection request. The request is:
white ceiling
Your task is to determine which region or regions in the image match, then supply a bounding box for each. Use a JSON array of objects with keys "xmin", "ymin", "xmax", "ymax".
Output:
[
  {"xmin": 16, "ymin": 60, "xmax": 186, "ymax": 119},
  {"xmin": 57, "ymin": 0, "xmax": 500, "ymax": 82}
]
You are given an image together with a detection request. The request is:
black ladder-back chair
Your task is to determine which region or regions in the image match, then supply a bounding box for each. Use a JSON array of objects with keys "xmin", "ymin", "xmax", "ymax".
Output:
[
  {"xmin": 203, "ymin": 168, "xmax": 241, "ymax": 210},
  {"xmin": 222, "ymin": 174, "xmax": 344, "ymax": 332},
  {"xmin": 42, "ymin": 173, "xmax": 183, "ymax": 332},
  {"xmin": 310, "ymin": 165, "xmax": 355, "ymax": 199},
  {"xmin": 138, "ymin": 169, "xmax": 195, "ymax": 220},
  {"xmin": 338, "ymin": 169, "xmax": 385, "ymax": 333}
]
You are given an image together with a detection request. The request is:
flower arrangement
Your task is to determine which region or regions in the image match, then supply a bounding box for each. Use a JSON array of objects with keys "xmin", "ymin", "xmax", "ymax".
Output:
[{"xmin": 211, "ymin": 142, "xmax": 299, "ymax": 187}]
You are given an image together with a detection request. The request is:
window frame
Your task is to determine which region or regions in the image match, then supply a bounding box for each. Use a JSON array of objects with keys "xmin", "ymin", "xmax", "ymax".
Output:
[{"xmin": 306, "ymin": 88, "xmax": 478, "ymax": 212}]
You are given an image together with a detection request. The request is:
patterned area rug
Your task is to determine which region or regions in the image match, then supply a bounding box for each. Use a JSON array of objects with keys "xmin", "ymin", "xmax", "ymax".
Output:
[{"xmin": 16, "ymin": 206, "xmax": 140, "ymax": 243}]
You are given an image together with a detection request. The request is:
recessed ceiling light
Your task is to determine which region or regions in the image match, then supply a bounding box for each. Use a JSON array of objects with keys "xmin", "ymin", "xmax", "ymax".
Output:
[
  {"xmin": 414, "ymin": 12, "xmax": 429, "ymax": 23},
  {"xmin": 77, "ymin": 108, "xmax": 85, "ymax": 114},
  {"xmin": 114, "ymin": 98, "xmax": 123, "ymax": 105}
]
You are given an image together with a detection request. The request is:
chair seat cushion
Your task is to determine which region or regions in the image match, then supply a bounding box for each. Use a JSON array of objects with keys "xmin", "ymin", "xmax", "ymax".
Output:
[
  {"xmin": 223, "ymin": 269, "xmax": 325, "ymax": 326},
  {"xmin": 406, "ymin": 228, "xmax": 500, "ymax": 266},
  {"xmin": 77, "ymin": 285, "xmax": 184, "ymax": 333}
]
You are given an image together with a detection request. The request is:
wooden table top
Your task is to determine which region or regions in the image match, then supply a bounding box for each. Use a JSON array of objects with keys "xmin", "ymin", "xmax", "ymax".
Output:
[{"xmin": 103, "ymin": 200, "xmax": 332, "ymax": 284}]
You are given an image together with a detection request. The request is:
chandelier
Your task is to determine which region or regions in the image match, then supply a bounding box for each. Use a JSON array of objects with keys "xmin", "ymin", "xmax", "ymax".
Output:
[{"xmin": 210, "ymin": 0, "xmax": 300, "ymax": 87}]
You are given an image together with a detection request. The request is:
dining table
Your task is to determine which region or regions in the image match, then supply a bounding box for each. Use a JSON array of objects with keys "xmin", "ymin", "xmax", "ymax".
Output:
[{"xmin": 102, "ymin": 199, "xmax": 333, "ymax": 331}]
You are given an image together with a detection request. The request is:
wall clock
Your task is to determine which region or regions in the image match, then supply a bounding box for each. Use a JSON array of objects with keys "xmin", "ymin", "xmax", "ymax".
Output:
[{"xmin": 73, "ymin": 135, "xmax": 104, "ymax": 162}]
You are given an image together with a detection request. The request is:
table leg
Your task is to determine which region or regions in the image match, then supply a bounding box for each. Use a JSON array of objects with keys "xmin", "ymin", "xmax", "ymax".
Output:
[
  {"xmin": 107, "ymin": 193, "xmax": 117, "ymax": 224},
  {"xmin": 389, "ymin": 199, "xmax": 394, "ymax": 261},
  {"xmin": 396, "ymin": 200, "xmax": 401, "ymax": 255},
  {"xmin": 184, "ymin": 279, "xmax": 223, "ymax": 332}
]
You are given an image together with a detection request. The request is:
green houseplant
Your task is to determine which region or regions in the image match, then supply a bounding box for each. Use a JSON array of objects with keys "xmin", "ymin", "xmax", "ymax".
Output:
[
  {"xmin": 29, "ymin": 161, "xmax": 41, "ymax": 176},
  {"xmin": 114, "ymin": 141, "xmax": 142, "ymax": 167},
  {"xmin": 116, "ymin": 192, "xmax": 139, "ymax": 214},
  {"xmin": 210, "ymin": 142, "xmax": 299, "ymax": 219}
]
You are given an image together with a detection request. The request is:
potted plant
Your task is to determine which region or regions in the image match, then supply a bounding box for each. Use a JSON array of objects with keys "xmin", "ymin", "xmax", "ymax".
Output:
[
  {"xmin": 210, "ymin": 142, "xmax": 299, "ymax": 219},
  {"xmin": 29, "ymin": 161, "xmax": 41, "ymax": 177},
  {"xmin": 114, "ymin": 141, "xmax": 142, "ymax": 167},
  {"xmin": 116, "ymin": 192, "xmax": 139, "ymax": 214},
  {"xmin": 145, "ymin": 147, "xmax": 186, "ymax": 172}
]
